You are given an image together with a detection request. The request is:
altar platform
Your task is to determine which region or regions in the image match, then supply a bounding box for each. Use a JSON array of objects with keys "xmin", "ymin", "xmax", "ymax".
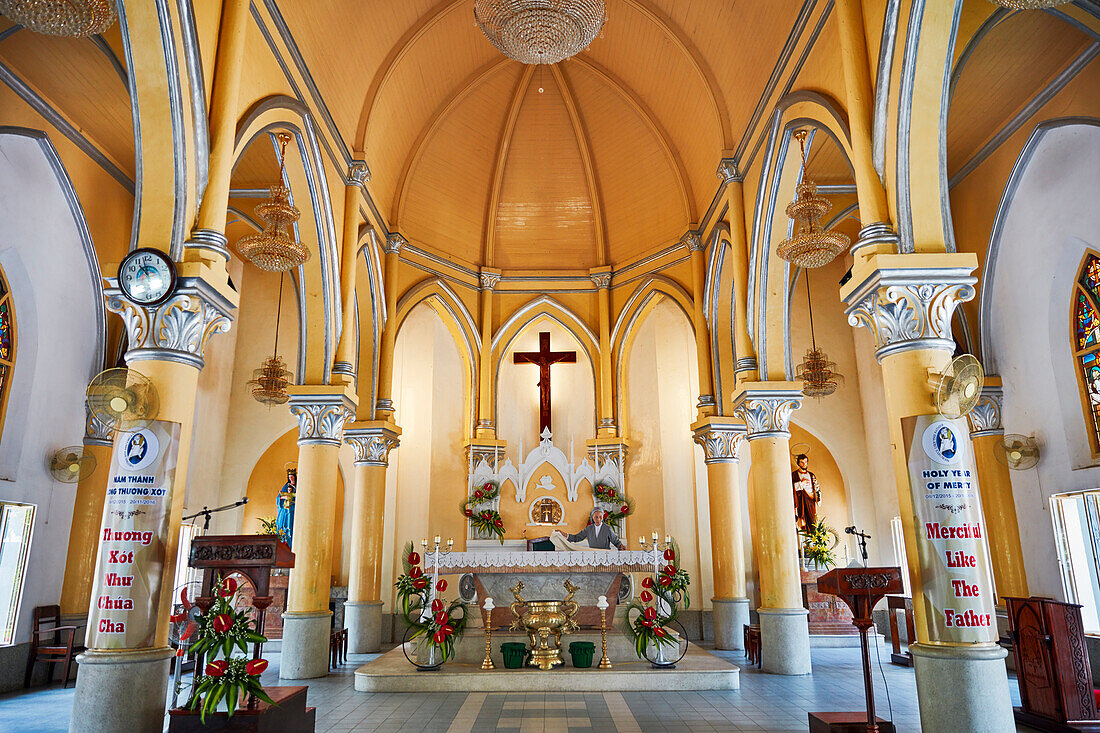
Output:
[{"xmin": 354, "ymin": 641, "xmax": 739, "ymax": 693}]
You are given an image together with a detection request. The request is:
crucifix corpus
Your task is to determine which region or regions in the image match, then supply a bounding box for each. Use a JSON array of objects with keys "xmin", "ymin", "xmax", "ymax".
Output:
[{"xmin": 513, "ymin": 332, "xmax": 577, "ymax": 433}]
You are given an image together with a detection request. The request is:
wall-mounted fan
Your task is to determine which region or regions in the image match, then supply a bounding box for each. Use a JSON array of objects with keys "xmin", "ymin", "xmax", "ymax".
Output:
[
  {"xmin": 47, "ymin": 446, "xmax": 97, "ymax": 483},
  {"xmin": 930, "ymin": 354, "xmax": 984, "ymax": 419},
  {"xmin": 995, "ymin": 434, "xmax": 1041, "ymax": 471},
  {"xmin": 86, "ymin": 367, "xmax": 160, "ymax": 431}
]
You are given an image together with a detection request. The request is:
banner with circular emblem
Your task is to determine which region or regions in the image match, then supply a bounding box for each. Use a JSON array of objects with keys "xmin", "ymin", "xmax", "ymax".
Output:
[
  {"xmin": 86, "ymin": 420, "xmax": 181, "ymax": 650},
  {"xmin": 902, "ymin": 415, "xmax": 997, "ymax": 645}
]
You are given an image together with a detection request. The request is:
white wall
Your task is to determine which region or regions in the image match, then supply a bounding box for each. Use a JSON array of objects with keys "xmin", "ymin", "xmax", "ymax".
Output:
[
  {"xmin": 985, "ymin": 122, "xmax": 1100, "ymax": 599},
  {"xmin": 0, "ymin": 132, "xmax": 102, "ymax": 644}
]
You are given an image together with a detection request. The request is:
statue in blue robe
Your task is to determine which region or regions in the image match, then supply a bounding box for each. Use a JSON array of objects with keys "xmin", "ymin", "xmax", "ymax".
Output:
[{"xmin": 275, "ymin": 467, "xmax": 296, "ymax": 548}]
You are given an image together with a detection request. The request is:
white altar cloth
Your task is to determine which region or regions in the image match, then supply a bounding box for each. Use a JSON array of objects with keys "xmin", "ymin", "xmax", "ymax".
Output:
[{"xmin": 424, "ymin": 549, "xmax": 653, "ymax": 574}]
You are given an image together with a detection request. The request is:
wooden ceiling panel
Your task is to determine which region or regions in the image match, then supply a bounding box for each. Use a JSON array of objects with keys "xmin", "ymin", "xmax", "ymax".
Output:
[
  {"xmin": 231, "ymin": 135, "xmax": 281, "ymax": 189},
  {"xmin": 493, "ymin": 77, "xmax": 597, "ymax": 270},
  {"xmin": 401, "ymin": 65, "xmax": 520, "ymax": 263},
  {"xmin": 805, "ymin": 130, "xmax": 853, "ymax": 185},
  {"xmin": 948, "ymin": 11, "xmax": 1090, "ymax": 174}
]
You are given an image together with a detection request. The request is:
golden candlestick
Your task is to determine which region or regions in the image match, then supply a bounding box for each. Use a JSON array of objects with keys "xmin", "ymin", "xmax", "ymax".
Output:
[
  {"xmin": 481, "ymin": 597, "xmax": 496, "ymax": 670},
  {"xmin": 597, "ymin": 595, "xmax": 612, "ymax": 670}
]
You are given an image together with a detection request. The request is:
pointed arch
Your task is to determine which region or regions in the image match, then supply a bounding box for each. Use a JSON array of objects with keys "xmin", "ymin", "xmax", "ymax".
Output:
[
  {"xmin": 552, "ymin": 64, "xmax": 607, "ymax": 266},
  {"xmin": 1071, "ymin": 250, "xmax": 1100, "ymax": 459}
]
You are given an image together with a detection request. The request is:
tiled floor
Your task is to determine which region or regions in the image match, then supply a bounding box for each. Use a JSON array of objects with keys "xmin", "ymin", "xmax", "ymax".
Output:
[{"xmin": 0, "ymin": 644, "xmax": 1026, "ymax": 732}]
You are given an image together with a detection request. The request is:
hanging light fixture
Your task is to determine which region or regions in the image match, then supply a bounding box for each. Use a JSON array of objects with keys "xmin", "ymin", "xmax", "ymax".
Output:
[
  {"xmin": 796, "ymin": 271, "xmax": 843, "ymax": 399},
  {"xmin": 247, "ymin": 273, "xmax": 293, "ymax": 406},
  {"xmin": 0, "ymin": 0, "xmax": 116, "ymax": 37},
  {"xmin": 474, "ymin": 0, "xmax": 607, "ymax": 65},
  {"xmin": 236, "ymin": 132, "xmax": 310, "ymax": 273},
  {"xmin": 777, "ymin": 130, "xmax": 850, "ymax": 269},
  {"xmin": 990, "ymin": 0, "xmax": 1072, "ymax": 9}
]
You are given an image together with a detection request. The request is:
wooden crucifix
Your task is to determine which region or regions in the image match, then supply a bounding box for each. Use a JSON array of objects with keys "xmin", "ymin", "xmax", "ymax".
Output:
[{"xmin": 513, "ymin": 332, "xmax": 576, "ymax": 433}]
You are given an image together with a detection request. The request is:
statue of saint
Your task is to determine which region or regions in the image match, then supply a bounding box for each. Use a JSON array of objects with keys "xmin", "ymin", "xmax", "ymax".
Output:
[
  {"xmin": 791, "ymin": 453, "xmax": 820, "ymax": 531},
  {"xmin": 275, "ymin": 465, "xmax": 296, "ymax": 548}
]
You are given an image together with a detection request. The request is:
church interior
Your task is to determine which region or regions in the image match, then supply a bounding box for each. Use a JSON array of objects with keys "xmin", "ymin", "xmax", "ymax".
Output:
[{"xmin": 0, "ymin": 0, "xmax": 1098, "ymax": 731}]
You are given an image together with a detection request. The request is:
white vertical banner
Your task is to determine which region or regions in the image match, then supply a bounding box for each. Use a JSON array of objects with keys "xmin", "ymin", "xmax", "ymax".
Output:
[
  {"xmin": 902, "ymin": 415, "xmax": 997, "ymax": 644},
  {"xmin": 86, "ymin": 420, "xmax": 181, "ymax": 650}
]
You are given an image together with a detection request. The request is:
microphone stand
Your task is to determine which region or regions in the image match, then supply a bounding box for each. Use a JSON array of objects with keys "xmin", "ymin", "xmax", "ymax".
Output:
[{"xmin": 183, "ymin": 497, "xmax": 249, "ymax": 533}]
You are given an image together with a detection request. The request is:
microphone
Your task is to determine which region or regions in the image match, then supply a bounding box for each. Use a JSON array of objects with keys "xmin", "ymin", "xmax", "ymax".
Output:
[{"xmin": 845, "ymin": 526, "xmax": 856, "ymax": 535}]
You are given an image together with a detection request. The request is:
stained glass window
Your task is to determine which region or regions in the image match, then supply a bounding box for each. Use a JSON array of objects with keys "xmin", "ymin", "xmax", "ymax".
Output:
[
  {"xmin": 0, "ymin": 265, "xmax": 10, "ymax": 438},
  {"xmin": 1074, "ymin": 253, "xmax": 1100, "ymax": 455}
]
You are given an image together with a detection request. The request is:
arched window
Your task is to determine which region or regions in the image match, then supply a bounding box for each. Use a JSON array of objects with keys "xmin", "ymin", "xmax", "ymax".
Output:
[
  {"xmin": 1073, "ymin": 252, "xmax": 1100, "ymax": 456},
  {"xmin": 0, "ymin": 265, "xmax": 13, "ymax": 434}
]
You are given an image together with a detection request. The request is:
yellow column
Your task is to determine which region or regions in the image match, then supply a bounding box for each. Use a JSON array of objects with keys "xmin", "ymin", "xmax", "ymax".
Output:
[
  {"xmin": 476, "ymin": 269, "xmax": 500, "ymax": 438},
  {"xmin": 967, "ymin": 379, "xmax": 1028, "ymax": 603},
  {"xmin": 842, "ymin": 253, "xmax": 1014, "ymax": 731},
  {"xmin": 716, "ymin": 163, "xmax": 758, "ymax": 384},
  {"xmin": 283, "ymin": 385, "xmax": 356, "ymax": 679},
  {"xmin": 374, "ymin": 234, "xmax": 405, "ymax": 420},
  {"xmin": 344, "ymin": 421, "xmax": 400, "ymax": 653},
  {"xmin": 692, "ymin": 418, "xmax": 748, "ymax": 649},
  {"xmin": 733, "ymin": 383, "xmax": 809, "ymax": 675},
  {"xmin": 186, "ymin": 0, "xmax": 251, "ymax": 265},
  {"xmin": 333, "ymin": 163, "xmax": 371, "ymax": 384},
  {"xmin": 590, "ymin": 267, "xmax": 616, "ymax": 436},
  {"xmin": 59, "ymin": 412, "xmax": 115, "ymax": 620},
  {"xmin": 683, "ymin": 232, "xmax": 717, "ymax": 417}
]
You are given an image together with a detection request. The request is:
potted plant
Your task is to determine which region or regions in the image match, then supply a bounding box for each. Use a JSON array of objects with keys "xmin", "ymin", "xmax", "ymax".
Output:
[{"xmin": 800, "ymin": 518, "xmax": 838, "ymax": 569}]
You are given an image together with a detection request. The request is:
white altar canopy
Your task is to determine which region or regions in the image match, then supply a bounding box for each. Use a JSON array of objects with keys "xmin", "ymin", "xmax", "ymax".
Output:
[{"xmin": 424, "ymin": 549, "xmax": 653, "ymax": 574}]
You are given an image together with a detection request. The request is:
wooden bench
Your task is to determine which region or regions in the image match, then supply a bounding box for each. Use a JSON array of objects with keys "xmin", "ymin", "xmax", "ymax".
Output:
[
  {"xmin": 886, "ymin": 594, "xmax": 915, "ymax": 667},
  {"xmin": 743, "ymin": 624, "xmax": 761, "ymax": 668},
  {"xmin": 330, "ymin": 628, "xmax": 348, "ymax": 669}
]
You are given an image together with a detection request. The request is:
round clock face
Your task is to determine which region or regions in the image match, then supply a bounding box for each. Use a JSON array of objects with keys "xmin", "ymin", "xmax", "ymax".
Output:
[{"xmin": 119, "ymin": 249, "xmax": 176, "ymax": 306}]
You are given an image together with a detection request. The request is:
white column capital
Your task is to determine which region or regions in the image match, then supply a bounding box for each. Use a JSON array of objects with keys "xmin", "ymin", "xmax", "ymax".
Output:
[
  {"xmin": 841, "ymin": 253, "xmax": 977, "ymax": 362},
  {"xmin": 345, "ymin": 421, "xmax": 401, "ymax": 466},
  {"xmin": 347, "ymin": 161, "xmax": 371, "ymax": 186},
  {"xmin": 288, "ymin": 387, "xmax": 357, "ymax": 446},
  {"xmin": 681, "ymin": 230, "xmax": 705, "ymax": 252},
  {"xmin": 479, "ymin": 269, "xmax": 501, "ymax": 291},
  {"xmin": 716, "ymin": 158, "xmax": 740, "ymax": 184},
  {"xmin": 732, "ymin": 382, "xmax": 803, "ymax": 440},
  {"xmin": 968, "ymin": 383, "xmax": 1004, "ymax": 437},
  {"xmin": 691, "ymin": 417, "xmax": 747, "ymax": 464},
  {"xmin": 383, "ymin": 233, "xmax": 406, "ymax": 254}
]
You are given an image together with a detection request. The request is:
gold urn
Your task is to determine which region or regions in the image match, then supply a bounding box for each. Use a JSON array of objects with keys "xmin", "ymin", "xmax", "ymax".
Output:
[{"xmin": 509, "ymin": 580, "xmax": 580, "ymax": 670}]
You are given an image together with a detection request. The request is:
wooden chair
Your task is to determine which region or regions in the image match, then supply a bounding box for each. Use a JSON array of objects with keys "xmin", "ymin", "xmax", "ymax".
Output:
[
  {"xmin": 743, "ymin": 624, "xmax": 761, "ymax": 668},
  {"xmin": 24, "ymin": 605, "xmax": 84, "ymax": 688},
  {"xmin": 329, "ymin": 628, "xmax": 348, "ymax": 669}
]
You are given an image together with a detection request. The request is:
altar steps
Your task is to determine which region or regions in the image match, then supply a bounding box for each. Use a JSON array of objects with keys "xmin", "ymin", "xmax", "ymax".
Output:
[{"xmin": 354, "ymin": 642, "xmax": 738, "ymax": 693}]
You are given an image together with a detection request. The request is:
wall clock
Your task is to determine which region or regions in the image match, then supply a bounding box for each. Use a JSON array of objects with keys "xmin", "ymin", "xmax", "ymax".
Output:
[{"xmin": 117, "ymin": 248, "xmax": 177, "ymax": 307}]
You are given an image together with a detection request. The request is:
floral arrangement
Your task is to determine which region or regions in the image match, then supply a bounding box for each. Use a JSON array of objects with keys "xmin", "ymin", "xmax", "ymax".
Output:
[
  {"xmin": 460, "ymin": 481, "xmax": 505, "ymax": 544},
  {"xmin": 395, "ymin": 541, "xmax": 468, "ymax": 665},
  {"xmin": 257, "ymin": 516, "xmax": 286, "ymax": 543},
  {"xmin": 623, "ymin": 543, "xmax": 691, "ymax": 663},
  {"xmin": 180, "ymin": 575, "xmax": 272, "ymax": 722},
  {"xmin": 800, "ymin": 517, "xmax": 837, "ymax": 569},
  {"xmin": 592, "ymin": 482, "xmax": 634, "ymax": 532}
]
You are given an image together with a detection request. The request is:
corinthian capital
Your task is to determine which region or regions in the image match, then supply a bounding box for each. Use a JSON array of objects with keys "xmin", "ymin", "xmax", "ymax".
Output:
[
  {"xmin": 841, "ymin": 254, "xmax": 977, "ymax": 362},
  {"xmin": 345, "ymin": 421, "xmax": 402, "ymax": 466},
  {"xmin": 691, "ymin": 418, "xmax": 746, "ymax": 464},
  {"xmin": 479, "ymin": 270, "xmax": 501, "ymax": 291},
  {"xmin": 968, "ymin": 383, "xmax": 1003, "ymax": 436},
  {"xmin": 288, "ymin": 387, "xmax": 357, "ymax": 446},
  {"xmin": 716, "ymin": 158, "xmax": 740, "ymax": 184},
  {"xmin": 384, "ymin": 233, "xmax": 407, "ymax": 254},
  {"xmin": 732, "ymin": 383, "xmax": 802, "ymax": 440},
  {"xmin": 590, "ymin": 272, "xmax": 611, "ymax": 289},
  {"xmin": 680, "ymin": 230, "xmax": 704, "ymax": 252},
  {"xmin": 348, "ymin": 161, "xmax": 371, "ymax": 186},
  {"xmin": 105, "ymin": 274, "xmax": 236, "ymax": 370}
]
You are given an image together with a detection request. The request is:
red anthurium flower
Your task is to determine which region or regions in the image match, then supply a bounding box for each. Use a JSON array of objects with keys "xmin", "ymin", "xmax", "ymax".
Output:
[
  {"xmin": 483, "ymin": 482, "xmax": 493, "ymax": 492},
  {"xmin": 431, "ymin": 598, "xmax": 444, "ymax": 613},
  {"xmin": 413, "ymin": 579, "xmax": 428, "ymax": 589},
  {"xmin": 664, "ymin": 549, "xmax": 676, "ymax": 562},
  {"xmin": 663, "ymin": 565, "xmax": 677, "ymax": 576},
  {"xmin": 410, "ymin": 566, "xmax": 423, "ymax": 578},
  {"xmin": 640, "ymin": 590, "xmax": 653, "ymax": 603},
  {"xmin": 442, "ymin": 624, "xmax": 454, "ymax": 636},
  {"xmin": 620, "ymin": 505, "xmax": 629, "ymax": 515},
  {"xmin": 464, "ymin": 507, "xmax": 473, "ymax": 517},
  {"xmin": 474, "ymin": 490, "xmax": 483, "ymax": 499},
  {"xmin": 435, "ymin": 610, "xmax": 449, "ymax": 625},
  {"xmin": 408, "ymin": 551, "xmax": 421, "ymax": 566},
  {"xmin": 436, "ymin": 579, "xmax": 448, "ymax": 592},
  {"xmin": 205, "ymin": 661, "xmax": 227, "ymax": 677},
  {"xmin": 640, "ymin": 618, "xmax": 653, "ymax": 628},
  {"xmin": 659, "ymin": 575, "xmax": 673, "ymax": 586},
  {"xmin": 433, "ymin": 629, "xmax": 446, "ymax": 644},
  {"xmin": 654, "ymin": 626, "xmax": 667, "ymax": 638},
  {"xmin": 212, "ymin": 614, "xmax": 233, "ymax": 634},
  {"xmin": 644, "ymin": 607, "xmax": 657, "ymax": 621},
  {"xmin": 220, "ymin": 577, "xmax": 238, "ymax": 597},
  {"xmin": 246, "ymin": 659, "xmax": 268, "ymax": 676},
  {"xmin": 641, "ymin": 577, "xmax": 654, "ymax": 589},
  {"xmin": 494, "ymin": 519, "xmax": 503, "ymax": 527}
]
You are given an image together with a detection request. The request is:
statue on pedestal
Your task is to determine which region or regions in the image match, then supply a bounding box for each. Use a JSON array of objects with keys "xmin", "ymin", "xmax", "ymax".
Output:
[
  {"xmin": 792, "ymin": 453, "xmax": 820, "ymax": 532},
  {"xmin": 275, "ymin": 464, "xmax": 296, "ymax": 548}
]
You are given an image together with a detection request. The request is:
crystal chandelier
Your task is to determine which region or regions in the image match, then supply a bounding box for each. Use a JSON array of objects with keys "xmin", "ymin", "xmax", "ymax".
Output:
[
  {"xmin": 796, "ymin": 272, "xmax": 843, "ymax": 398},
  {"xmin": 990, "ymin": 0, "xmax": 1071, "ymax": 8},
  {"xmin": 0, "ymin": 0, "xmax": 115, "ymax": 37},
  {"xmin": 777, "ymin": 130, "xmax": 850, "ymax": 269},
  {"xmin": 474, "ymin": 0, "xmax": 607, "ymax": 65},
  {"xmin": 236, "ymin": 132, "xmax": 310, "ymax": 273},
  {"xmin": 247, "ymin": 274, "xmax": 293, "ymax": 406}
]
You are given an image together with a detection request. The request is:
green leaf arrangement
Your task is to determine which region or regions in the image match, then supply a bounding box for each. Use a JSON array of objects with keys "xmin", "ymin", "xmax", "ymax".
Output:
[
  {"xmin": 622, "ymin": 540, "xmax": 691, "ymax": 660},
  {"xmin": 592, "ymin": 482, "xmax": 634, "ymax": 534},
  {"xmin": 460, "ymin": 482, "xmax": 505, "ymax": 544},
  {"xmin": 799, "ymin": 517, "xmax": 837, "ymax": 569},
  {"xmin": 395, "ymin": 541, "xmax": 469, "ymax": 664}
]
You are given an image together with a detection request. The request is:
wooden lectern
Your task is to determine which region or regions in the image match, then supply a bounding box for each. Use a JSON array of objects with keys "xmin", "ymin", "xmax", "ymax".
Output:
[
  {"xmin": 1006, "ymin": 596, "xmax": 1100, "ymax": 732},
  {"xmin": 809, "ymin": 566, "xmax": 904, "ymax": 733}
]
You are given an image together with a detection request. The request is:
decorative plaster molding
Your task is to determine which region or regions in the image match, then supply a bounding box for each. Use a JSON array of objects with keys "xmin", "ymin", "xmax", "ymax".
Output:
[
  {"xmin": 697, "ymin": 394, "xmax": 717, "ymax": 409},
  {"xmin": 332, "ymin": 360, "xmax": 355, "ymax": 378},
  {"xmin": 733, "ymin": 387, "xmax": 802, "ymax": 440},
  {"xmin": 466, "ymin": 443, "xmax": 507, "ymax": 472},
  {"xmin": 105, "ymin": 276, "xmax": 235, "ymax": 370},
  {"xmin": 598, "ymin": 418, "xmax": 617, "ymax": 429},
  {"xmin": 375, "ymin": 397, "xmax": 395, "ymax": 413},
  {"xmin": 345, "ymin": 424, "xmax": 400, "ymax": 466},
  {"xmin": 84, "ymin": 407, "xmax": 114, "ymax": 447},
  {"xmin": 185, "ymin": 228, "xmax": 230, "ymax": 260},
  {"xmin": 383, "ymin": 233, "xmax": 406, "ymax": 254},
  {"xmin": 590, "ymin": 272, "xmax": 611, "ymax": 289},
  {"xmin": 735, "ymin": 356, "xmax": 758, "ymax": 374},
  {"xmin": 850, "ymin": 222, "xmax": 900, "ymax": 258},
  {"xmin": 289, "ymin": 392, "xmax": 355, "ymax": 446},
  {"xmin": 843, "ymin": 263, "xmax": 976, "ymax": 362},
  {"xmin": 968, "ymin": 385, "xmax": 1004, "ymax": 437},
  {"xmin": 715, "ymin": 158, "xmax": 741, "ymax": 184},
  {"xmin": 479, "ymin": 271, "xmax": 501, "ymax": 291},
  {"xmin": 692, "ymin": 421, "xmax": 746, "ymax": 464},
  {"xmin": 347, "ymin": 161, "xmax": 371, "ymax": 186},
  {"xmin": 681, "ymin": 231, "xmax": 705, "ymax": 252}
]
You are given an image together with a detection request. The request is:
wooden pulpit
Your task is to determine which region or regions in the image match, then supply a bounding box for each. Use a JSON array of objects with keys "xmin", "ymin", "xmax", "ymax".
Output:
[
  {"xmin": 1006, "ymin": 596, "xmax": 1100, "ymax": 732},
  {"xmin": 810, "ymin": 566, "xmax": 904, "ymax": 733}
]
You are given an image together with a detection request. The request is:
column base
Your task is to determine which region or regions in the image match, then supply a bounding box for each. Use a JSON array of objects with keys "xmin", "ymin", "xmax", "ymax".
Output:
[
  {"xmin": 70, "ymin": 647, "xmax": 172, "ymax": 733},
  {"xmin": 757, "ymin": 607, "xmax": 811, "ymax": 675},
  {"xmin": 910, "ymin": 642, "xmax": 1014, "ymax": 732},
  {"xmin": 280, "ymin": 610, "xmax": 333, "ymax": 680},
  {"xmin": 712, "ymin": 598, "xmax": 750, "ymax": 651},
  {"xmin": 345, "ymin": 601, "xmax": 383, "ymax": 654}
]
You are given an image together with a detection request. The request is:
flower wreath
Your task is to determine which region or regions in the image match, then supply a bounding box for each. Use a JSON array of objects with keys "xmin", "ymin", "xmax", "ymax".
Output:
[
  {"xmin": 460, "ymin": 481, "xmax": 505, "ymax": 544},
  {"xmin": 622, "ymin": 541, "xmax": 691, "ymax": 663},
  {"xmin": 394, "ymin": 541, "xmax": 468, "ymax": 664},
  {"xmin": 592, "ymin": 482, "xmax": 634, "ymax": 533}
]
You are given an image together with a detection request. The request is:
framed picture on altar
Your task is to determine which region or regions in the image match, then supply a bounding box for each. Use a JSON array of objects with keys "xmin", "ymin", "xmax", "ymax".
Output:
[{"xmin": 529, "ymin": 497, "xmax": 564, "ymax": 526}]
